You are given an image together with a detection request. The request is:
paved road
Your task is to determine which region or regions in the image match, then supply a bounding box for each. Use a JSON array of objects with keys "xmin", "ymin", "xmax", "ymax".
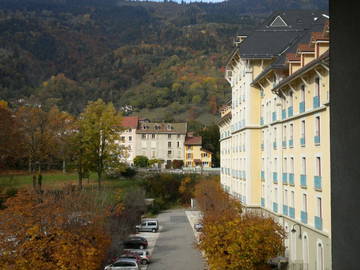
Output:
[{"xmin": 148, "ymin": 208, "xmax": 205, "ymax": 270}]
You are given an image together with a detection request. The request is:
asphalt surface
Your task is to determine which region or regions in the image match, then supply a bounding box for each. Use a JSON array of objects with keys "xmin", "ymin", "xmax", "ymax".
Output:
[{"xmin": 147, "ymin": 208, "xmax": 205, "ymax": 270}]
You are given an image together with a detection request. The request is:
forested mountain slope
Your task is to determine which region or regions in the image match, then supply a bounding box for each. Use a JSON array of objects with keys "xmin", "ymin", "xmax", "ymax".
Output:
[{"xmin": 0, "ymin": 0, "xmax": 328, "ymax": 123}]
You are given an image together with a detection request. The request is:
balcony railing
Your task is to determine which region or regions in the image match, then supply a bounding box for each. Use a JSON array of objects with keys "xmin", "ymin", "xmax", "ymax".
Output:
[
  {"xmin": 272, "ymin": 112, "xmax": 277, "ymax": 122},
  {"xmin": 283, "ymin": 205, "xmax": 288, "ymax": 216},
  {"xmin": 301, "ymin": 211, "xmax": 308, "ymax": 224},
  {"xmin": 261, "ymin": 198, "xmax": 265, "ymax": 207},
  {"xmin": 289, "ymin": 207, "xmax": 295, "ymax": 219},
  {"xmin": 289, "ymin": 173, "xmax": 295, "ymax": 185},
  {"xmin": 300, "ymin": 174, "xmax": 307, "ymax": 187},
  {"xmin": 313, "ymin": 95, "xmax": 320, "ymax": 108},
  {"xmin": 288, "ymin": 106, "xmax": 293, "ymax": 117},
  {"xmin": 273, "ymin": 202, "xmax": 278, "ymax": 213},
  {"xmin": 299, "ymin": 101, "xmax": 305, "ymax": 113},
  {"xmin": 273, "ymin": 172, "xmax": 278, "ymax": 183},
  {"xmin": 314, "ymin": 135, "xmax": 320, "ymax": 145},
  {"xmin": 282, "ymin": 173, "xmax": 288, "ymax": 184},
  {"xmin": 300, "ymin": 137, "xmax": 305, "ymax": 146},
  {"xmin": 282, "ymin": 109, "xmax": 286, "ymax": 120},
  {"xmin": 315, "ymin": 216, "xmax": 323, "ymax": 230},
  {"xmin": 288, "ymin": 139, "xmax": 294, "ymax": 148},
  {"xmin": 314, "ymin": 176, "xmax": 322, "ymax": 190},
  {"xmin": 261, "ymin": 171, "xmax": 265, "ymax": 181}
]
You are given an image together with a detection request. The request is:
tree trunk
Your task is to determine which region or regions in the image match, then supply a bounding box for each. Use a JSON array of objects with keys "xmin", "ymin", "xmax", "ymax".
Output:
[
  {"xmin": 28, "ymin": 157, "xmax": 32, "ymax": 173},
  {"xmin": 62, "ymin": 159, "xmax": 66, "ymax": 174},
  {"xmin": 97, "ymin": 171, "xmax": 102, "ymax": 190}
]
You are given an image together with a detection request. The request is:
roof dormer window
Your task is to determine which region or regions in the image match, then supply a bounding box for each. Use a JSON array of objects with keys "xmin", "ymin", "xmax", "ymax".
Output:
[{"xmin": 269, "ymin": 16, "xmax": 287, "ymax": 27}]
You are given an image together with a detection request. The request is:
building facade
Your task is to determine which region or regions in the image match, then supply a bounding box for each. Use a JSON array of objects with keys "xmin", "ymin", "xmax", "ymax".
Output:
[
  {"xmin": 117, "ymin": 116, "xmax": 139, "ymax": 165},
  {"xmin": 184, "ymin": 134, "xmax": 213, "ymax": 168},
  {"xmin": 218, "ymin": 11, "xmax": 330, "ymax": 270},
  {"xmin": 135, "ymin": 119, "xmax": 187, "ymax": 167}
]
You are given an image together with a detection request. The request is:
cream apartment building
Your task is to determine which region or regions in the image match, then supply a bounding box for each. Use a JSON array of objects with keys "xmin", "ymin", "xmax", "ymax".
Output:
[
  {"xmin": 219, "ymin": 10, "xmax": 330, "ymax": 270},
  {"xmin": 117, "ymin": 116, "xmax": 139, "ymax": 165}
]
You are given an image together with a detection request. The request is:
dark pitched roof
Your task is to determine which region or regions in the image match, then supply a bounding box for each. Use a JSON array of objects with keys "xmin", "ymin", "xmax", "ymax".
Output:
[{"xmin": 136, "ymin": 122, "xmax": 187, "ymax": 134}]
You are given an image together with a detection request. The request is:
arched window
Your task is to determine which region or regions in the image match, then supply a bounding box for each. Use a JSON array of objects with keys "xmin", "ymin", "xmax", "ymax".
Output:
[
  {"xmin": 317, "ymin": 241, "xmax": 324, "ymax": 270},
  {"xmin": 290, "ymin": 228, "xmax": 297, "ymax": 261},
  {"xmin": 303, "ymin": 234, "xmax": 309, "ymax": 270}
]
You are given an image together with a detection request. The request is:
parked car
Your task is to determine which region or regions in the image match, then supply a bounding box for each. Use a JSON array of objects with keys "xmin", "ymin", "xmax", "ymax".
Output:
[
  {"xmin": 104, "ymin": 258, "xmax": 140, "ymax": 270},
  {"xmin": 135, "ymin": 219, "xmax": 159, "ymax": 233},
  {"xmin": 111, "ymin": 252, "xmax": 142, "ymax": 265},
  {"xmin": 194, "ymin": 223, "xmax": 203, "ymax": 232},
  {"xmin": 123, "ymin": 249, "xmax": 151, "ymax": 265},
  {"xmin": 123, "ymin": 236, "xmax": 148, "ymax": 249}
]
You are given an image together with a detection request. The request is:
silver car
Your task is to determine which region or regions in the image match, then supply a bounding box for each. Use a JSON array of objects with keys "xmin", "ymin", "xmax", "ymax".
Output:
[
  {"xmin": 135, "ymin": 219, "xmax": 159, "ymax": 233},
  {"xmin": 123, "ymin": 249, "xmax": 151, "ymax": 265},
  {"xmin": 104, "ymin": 258, "xmax": 140, "ymax": 270}
]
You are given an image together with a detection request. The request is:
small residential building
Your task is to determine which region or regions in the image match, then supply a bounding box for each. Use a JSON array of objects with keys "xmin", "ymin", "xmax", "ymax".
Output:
[
  {"xmin": 135, "ymin": 119, "xmax": 187, "ymax": 167},
  {"xmin": 184, "ymin": 134, "xmax": 212, "ymax": 168}
]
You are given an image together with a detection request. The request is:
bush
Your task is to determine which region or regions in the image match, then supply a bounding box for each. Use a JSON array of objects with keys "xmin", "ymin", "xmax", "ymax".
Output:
[
  {"xmin": 172, "ymin": 159, "xmax": 184, "ymax": 169},
  {"xmin": 5, "ymin": 187, "xmax": 18, "ymax": 197},
  {"xmin": 134, "ymin": 156, "xmax": 149, "ymax": 168},
  {"xmin": 121, "ymin": 167, "xmax": 137, "ymax": 178}
]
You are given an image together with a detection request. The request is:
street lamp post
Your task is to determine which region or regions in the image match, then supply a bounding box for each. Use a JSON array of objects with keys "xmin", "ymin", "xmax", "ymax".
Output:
[{"xmin": 291, "ymin": 223, "xmax": 302, "ymax": 239}]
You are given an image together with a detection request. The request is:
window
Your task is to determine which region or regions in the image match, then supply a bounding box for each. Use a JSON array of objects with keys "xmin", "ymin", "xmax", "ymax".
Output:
[
  {"xmin": 187, "ymin": 153, "xmax": 192, "ymax": 159},
  {"xmin": 152, "ymin": 134, "xmax": 155, "ymax": 139},
  {"xmin": 274, "ymin": 158, "xmax": 278, "ymax": 172},
  {"xmin": 290, "ymin": 124, "xmax": 293, "ymax": 139},
  {"xmin": 121, "ymin": 136, "xmax": 125, "ymax": 143},
  {"xmin": 151, "ymin": 151, "xmax": 155, "ymax": 158},
  {"xmin": 177, "ymin": 141, "xmax": 180, "ymax": 148},
  {"xmin": 317, "ymin": 242, "xmax": 324, "ymax": 270},
  {"xmin": 177, "ymin": 134, "xmax": 180, "ymax": 138},
  {"xmin": 302, "ymin": 193, "xmax": 307, "ymax": 212},
  {"xmin": 283, "ymin": 158, "xmax": 287, "ymax": 173},
  {"xmin": 290, "ymin": 157, "xmax": 294, "ymax": 173},
  {"xmin": 284, "ymin": 189, "xmax": 288, "ymax": 205},
  {"xmin": 129, "ymin": 136, "xmax": 132, "ymax": 141},
  {"xmin": 142, "ymin": 134, "xmax": 146, "ymax": 139},
  {"xmin": 289, "ymin": 91, "xmax": 293, "ymax": 107},
  {"xmin": 316, "ymin": 157, "xmax": 321, "ymax": 176},
  {"xmin": 315, "ymin": 116, "xmax": 320, "ymax": 138},
  {"xmin": 317, "ymin": 197, "xmax": 322, "ymax": 218},
  {"xmin": 290, "ymin": 191, "xmax": 295, "ymax": 207},
  {"xmin": 301, "ymin": 120, "xmax": 305, "ymax": 138},
  {"xmin": 168, "ymin": 150, "xmax": 172, "ymax": 156},
  {"xmin": 283, "ymin": 125, "xmax": 287, "ymax": 144},
  {"xmin": 315, "ymin": 77, "xmax": 320, "ymax": 97},
  {"xmin": 168, "ymin": 134, "xmax": 171, "ymax": 139},
  {"xmin": 302, "ymin": 157, "xmax": 306, "ymax": 175},
  {"xmin": 168, "ymin": 142, "xmax": 171, "ymax": 148},
  {"xmin": 274, "ymin": 187, "xmax": 278, "ymax": 203},
  {"xmin": 167, "ymin": 124, "xmax": 172, "ymax": 130},
  {"xmin": 303, "ymin": 235, "xmax": 309, "ymax": 269},
  {"xmin": 301, "ymin": 84, "xmax": 305, "ymax": 102}
]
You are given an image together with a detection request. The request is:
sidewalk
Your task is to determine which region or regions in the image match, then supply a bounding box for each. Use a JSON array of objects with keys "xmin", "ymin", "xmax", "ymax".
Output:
[{"xmin": 185, "ymin": 210, "xmax": 209, "ymax": 270}]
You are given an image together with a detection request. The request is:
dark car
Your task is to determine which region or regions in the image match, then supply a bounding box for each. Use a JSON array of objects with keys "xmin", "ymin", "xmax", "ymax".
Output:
[
  {"xmin": 111, "ymin": 252, "xmax": 142, "ymax": 265},
  {"xmin": 123, "ymin": 236, "xmax": 148, "ymax": 249}
]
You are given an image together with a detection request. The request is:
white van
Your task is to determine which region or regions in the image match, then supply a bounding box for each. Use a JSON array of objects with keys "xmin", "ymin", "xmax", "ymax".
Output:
[{"xmin": 135, "ymin": 219, "xmax": 159, "ymax": 233}]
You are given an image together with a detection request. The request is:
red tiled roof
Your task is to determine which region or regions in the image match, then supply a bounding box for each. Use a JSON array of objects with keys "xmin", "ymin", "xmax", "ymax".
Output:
[
  {"xmin": 311, "ymin": 32, "xmax": 329, "ymax": 42},
  {"xmin": 287, "ymin": 53, "xmax": 301, "ymax": 62},
  {"xmin": 185, "ymin": 136, "xmax": 202, "ymax": 145},
  {"xmin": 121, "ymin": 116, "xmax": 139, "ymax": 129},
  {"xmin": 297, "ymin": 44, "xmax": 315, "ymax": 53}
]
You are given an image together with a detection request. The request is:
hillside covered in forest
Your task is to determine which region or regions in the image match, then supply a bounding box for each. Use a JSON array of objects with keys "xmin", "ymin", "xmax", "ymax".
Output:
[{"xmin": 0, "ymin": 0, "xmax": 328, "ymax": 123}]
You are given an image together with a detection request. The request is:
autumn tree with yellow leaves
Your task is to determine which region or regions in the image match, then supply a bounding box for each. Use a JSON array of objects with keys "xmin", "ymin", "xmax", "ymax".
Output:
[{"xmin": 195, "ymin": 178, "xmax": 286, "ymax": 270}]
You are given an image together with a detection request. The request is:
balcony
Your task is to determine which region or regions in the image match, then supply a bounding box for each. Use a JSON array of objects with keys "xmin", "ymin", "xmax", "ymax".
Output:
[
  {"xmin": 300, "ymin": 174, "xmax": 307, "ymax": 187},
  {"xmin": 314, "ymin": 135, "xmax": 320, "ymax": 145},
  {"xmin": 300, "ymin": 137, "xmax": 305, "ymax": 146},
  {"xmin": 299, "ymin": 101, "xmax": 305, "ymax": 113},
  {"xmin": 314, "ymin": 176, "xmax": 322, "ymax": 190},
  {"xmin": 261, "ymin": 198, "xmax": 265, "ymax": 207},
  {"xmin": 282, "ymin": 140, "xmax": 286, "ymax": 148},
  {"xmin": 283, "ymin": 205, "xmax": 288, "ymax": 216},
  {"xmin": 282, "ymin": 173, "xmax": 288, "ymax": 184},
  {"xmin": 289, "ymin": 173, "xmax": 295, "ymax": 185},
  {"xmin": 288, "ymin": 139, "xmax": 294, "ymax": 148},
  {"xmin": 273, "ymin": 172, "xmax": 278, "ymax": 183},
  {"xmin": 273, "ymin": 142, "xmax": 277, "ymax": 150},
  {"xmin": 260, "ymin": 117, "xmax": 264, "ymax": 125},
  {"xmin": 261, "ymin": 171, "xmax": 265, "ymax": 181},
  {"xmin": 288, "ymin": 106, "xmax": 293, "ymax": 117},
  {"xmin": 289, "ymin": 207, "xmax": 295, "ymax": 219},
  {"xmin": 282, "ymin": 109, "xmax": 286, "ymax": 120},
  {"xmin": 313, "ymin": 95, "xmax": 320, "ymax": 108},
  {"xmin": 301, "ymin": 211, "xmax": 308, "ymax": 224},
  {"xmin": 315, "ymin": 216, "xmax": 323, "ymax": 230},
  {"xmin": 272, "ymin": 112, "xmax": 276, "ymax": 122},
  {"xmin": 273, "ymin": 202, "xmax": 278, "ymax": 213}
]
